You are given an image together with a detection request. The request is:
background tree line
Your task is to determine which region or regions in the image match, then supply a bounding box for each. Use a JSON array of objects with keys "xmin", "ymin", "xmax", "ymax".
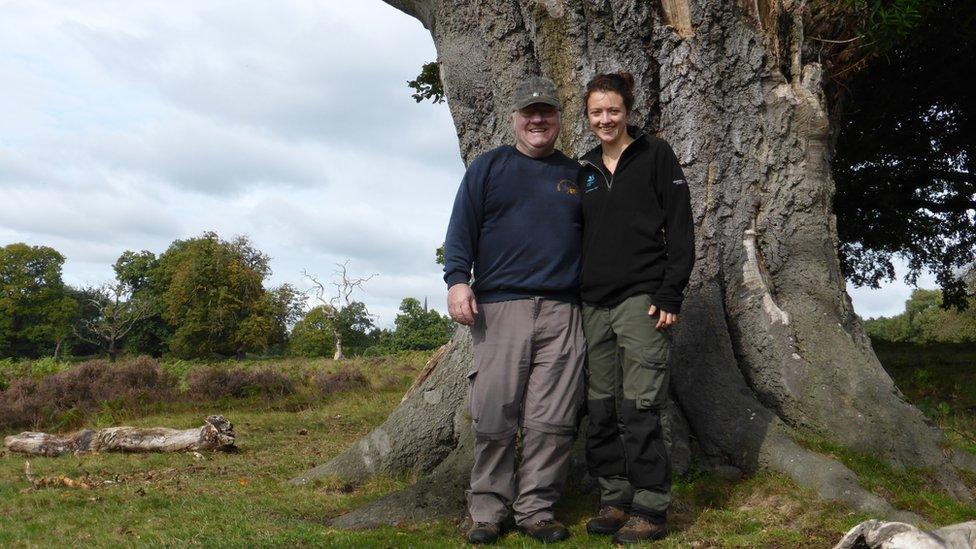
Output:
[
  {"xmin": 0, "ymin": 234, "xmax": 452, "ymax": 362},
  {"xmin": 864, "ymin": 288, "xmax": 976, "ymax": 345},
  {"xmin": 864, "ymin": 268, "xmax": 976, "ymax": 343}
]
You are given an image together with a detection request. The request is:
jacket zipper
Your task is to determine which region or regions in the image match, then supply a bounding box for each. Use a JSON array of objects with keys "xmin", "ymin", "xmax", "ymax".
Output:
[
  {"xmin": 581, "ymin": 159, "xmax": 613, "ymax": 190},
  {"xmin": 581, "ymin": 135, "xmax": 642, "ymax": 191}
]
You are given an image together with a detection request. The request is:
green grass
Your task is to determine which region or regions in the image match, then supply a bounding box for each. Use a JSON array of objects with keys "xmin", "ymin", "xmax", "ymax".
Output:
[
  {"xmin": 0, "ymin": 345, "xmax": 973, "ymax": 547},
  {"xmin": 0, "ymin": 364, "xmax": 436, "ymax": 547},
  {"xmin": 793, "ymin": 430, "xmax": 976, "ymax": 526},
  {"xmin": 873, "ymin": 341, "xmax": 976, "ymax": 455},
  {"xmin": 785, "ymin": 342, "xmax": 976, "ymax": 527}
]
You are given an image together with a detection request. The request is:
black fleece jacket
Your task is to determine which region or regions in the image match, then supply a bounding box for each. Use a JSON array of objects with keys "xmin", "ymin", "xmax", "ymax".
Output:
[{"xmin": 579, "ymin": 131, "xmax": 694, "ymax": 312}]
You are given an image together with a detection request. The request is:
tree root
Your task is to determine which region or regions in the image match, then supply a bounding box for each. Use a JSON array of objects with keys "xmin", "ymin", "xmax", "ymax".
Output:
[
  {"xmin": 671, "ymin": 286, "xmax": 924, "ymax": 521},
  {"xmin": 330, "ymin": 429, "xmax": 475, "ymax": 529},
  {"xmin": 951, "ymin": 447, "xmax": 976, "ymax": 475},
  {"xmin": 291, "ymin": 334, "xmax": 472, "ymax": 486},
  {"xmin": 313, "ymin": 287, "xmax": 964, "ymax": 528}
]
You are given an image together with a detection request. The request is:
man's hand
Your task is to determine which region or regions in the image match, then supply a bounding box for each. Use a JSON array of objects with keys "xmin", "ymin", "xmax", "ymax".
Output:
[
  {"xmin": 648, "ymin": 304, "xmax": 677, "ymax": 331},
  {"xmin": 448, "ymin": 283, "xmax": 479, "ymax": 326}
]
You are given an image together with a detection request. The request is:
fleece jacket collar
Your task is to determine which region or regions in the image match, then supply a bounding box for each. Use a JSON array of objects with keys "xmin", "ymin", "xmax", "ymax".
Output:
[{"xmin": 580, "ymin": 126, "xmax": 647, "ymax": 189}]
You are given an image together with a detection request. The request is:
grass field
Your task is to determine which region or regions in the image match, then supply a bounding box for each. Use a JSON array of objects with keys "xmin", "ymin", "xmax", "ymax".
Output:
[{"xmin": 0, "ymin": 346, "xmax": 973, "ymax": 547}]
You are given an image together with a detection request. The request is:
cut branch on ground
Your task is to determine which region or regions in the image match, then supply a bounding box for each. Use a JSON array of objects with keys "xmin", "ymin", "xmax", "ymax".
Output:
[{"xmin": 4, "ymin": 415, "xmax": 236, "ymax": 457}]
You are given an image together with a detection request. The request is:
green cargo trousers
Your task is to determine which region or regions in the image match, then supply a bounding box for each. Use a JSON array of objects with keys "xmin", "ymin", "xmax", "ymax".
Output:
[{"xmin": 583, "ymin": 293, "xmax": 671, "ymax": 523}]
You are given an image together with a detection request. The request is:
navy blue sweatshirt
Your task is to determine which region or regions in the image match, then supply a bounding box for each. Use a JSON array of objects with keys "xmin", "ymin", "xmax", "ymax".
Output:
[{"xmin": 443, "ymin": 145, "xmax": 582, "ymax": 303}]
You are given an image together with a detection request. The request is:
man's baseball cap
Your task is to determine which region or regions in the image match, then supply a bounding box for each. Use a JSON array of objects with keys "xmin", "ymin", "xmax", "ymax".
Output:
[{"xmin": 512, "ymin": 76, "xmax": 561, "ymax": 111}]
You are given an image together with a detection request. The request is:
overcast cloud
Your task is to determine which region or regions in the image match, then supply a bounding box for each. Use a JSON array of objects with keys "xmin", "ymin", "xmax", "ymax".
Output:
[{"xmin": 0, "ymin": 0, "xmax": 921, "ymax": 326}]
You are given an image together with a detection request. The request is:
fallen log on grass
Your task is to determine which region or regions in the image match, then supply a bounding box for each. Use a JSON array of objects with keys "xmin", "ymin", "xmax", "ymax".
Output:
[{"xmin": 4, "ymin": 415, "xmax": 235, "ymax": 457}]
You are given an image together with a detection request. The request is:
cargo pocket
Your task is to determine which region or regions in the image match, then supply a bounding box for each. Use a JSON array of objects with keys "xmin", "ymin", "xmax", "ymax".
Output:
[
  {"xmin": 467, "ymin": 341, "xmax": 496, "ymax": 427},
  {"xmin": 634, "ymin": 344, "xmax": 670, "ymax": 411},
  {"xmin": 465, "ymin": 367, "xmax": 478, "ymax": 419}
]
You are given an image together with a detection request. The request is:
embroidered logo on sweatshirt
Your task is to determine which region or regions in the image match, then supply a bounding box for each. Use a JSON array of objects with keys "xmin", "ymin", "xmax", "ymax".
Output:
[
  {"xmin": 556, "ymin": 180, "xmax": 579, "ymax": 195},
  {"xmin": 673, "ymin": 179, "xmax": 687, "ymax": 185}
]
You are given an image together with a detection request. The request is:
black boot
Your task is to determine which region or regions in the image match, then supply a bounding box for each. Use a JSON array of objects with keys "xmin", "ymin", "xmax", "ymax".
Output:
[
  {"xmin": 519, "ymin": 519, "xmax": 570, "ymax": 543},
  {"xmin": 466, "ymin": 522, "xmax": 500, "ymax": 544},
  {"xmin": 585, "ymin": 505, "xmax": 630, "ymax": 535},
  {"xmin": 612, "ymin": 515, "xmax": 668, "ymax": 544}
]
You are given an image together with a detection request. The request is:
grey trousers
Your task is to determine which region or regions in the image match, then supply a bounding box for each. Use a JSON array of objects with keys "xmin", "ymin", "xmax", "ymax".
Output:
[{"xmin": 466, "ymin": 298, "xmax": 585, "ymax": 525}]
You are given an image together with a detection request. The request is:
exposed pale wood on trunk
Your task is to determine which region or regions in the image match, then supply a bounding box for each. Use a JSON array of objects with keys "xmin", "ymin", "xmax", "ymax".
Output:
[
  {"xmin": 659, "ymin": 0, "xmax": 693, "ymax": 36},
  {"xmin": 4, "ymin": 415, "xmax": 235, "ymax": 457},
  {"xmin": 400, "ymin": 341, "xmax": 454, "ymax": 403}
]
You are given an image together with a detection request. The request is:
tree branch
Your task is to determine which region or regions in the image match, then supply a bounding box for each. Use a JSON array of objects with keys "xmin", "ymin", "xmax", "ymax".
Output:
[
  {"xmin": 809, "ymin": 35, "xmax": 863, "ymax": 44},
  {"xmin": 380, "ymin": 0, "xmax": 433, "ymax": 28}
]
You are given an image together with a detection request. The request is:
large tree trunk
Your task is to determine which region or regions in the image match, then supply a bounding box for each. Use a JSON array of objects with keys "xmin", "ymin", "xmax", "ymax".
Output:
[{"xmin": 296, "ymin": 0, "xmax": 975, "ymax": 527}]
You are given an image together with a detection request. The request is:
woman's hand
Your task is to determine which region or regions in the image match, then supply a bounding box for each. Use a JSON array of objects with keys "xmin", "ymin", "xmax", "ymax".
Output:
[{"xmin": 648, "ymin": 304, "xmax": 677, "ymax": 331}]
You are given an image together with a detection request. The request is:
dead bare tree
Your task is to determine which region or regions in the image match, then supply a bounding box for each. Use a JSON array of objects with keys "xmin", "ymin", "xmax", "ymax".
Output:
[
  {"xmin": 75, "ymin": 282, "xmax": 152, "ymax": 362},
  {"xmin": 303, "ymin": 261, "xmax": 377, "ymax": 360}
]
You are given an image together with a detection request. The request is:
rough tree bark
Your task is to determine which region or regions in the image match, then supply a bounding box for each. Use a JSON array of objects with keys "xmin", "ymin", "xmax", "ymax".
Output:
[{"xmin": 293, "ymin": 0, "xmax": 976, "ymax": 528}]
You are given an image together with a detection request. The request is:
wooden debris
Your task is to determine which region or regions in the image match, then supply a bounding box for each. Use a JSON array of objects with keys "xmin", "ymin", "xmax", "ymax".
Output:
[
  {"xmin": 834, "ymin": 519, "xmax": 976, "ymax": 549},
  {"xmin": 22, "ymin": 460, "xmax": 95, "ymax": 491},
  {"xmin": 4, "ymin": 415, "xmax": 235, "ymax": 457},
  {"xmin": 400, "ymin": 341, "xmax": 453, "ymax": 403}
]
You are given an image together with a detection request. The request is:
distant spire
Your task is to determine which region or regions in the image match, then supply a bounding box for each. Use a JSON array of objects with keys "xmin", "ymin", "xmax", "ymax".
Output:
[{"xmin": 423, "ymin": 296, "xmax": 428, "ymax": 312}]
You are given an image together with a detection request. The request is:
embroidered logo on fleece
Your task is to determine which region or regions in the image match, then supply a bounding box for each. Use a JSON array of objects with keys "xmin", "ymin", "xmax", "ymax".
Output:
[
  {"xmin": 673, "ymin": 179, "xmax": 687, "ymax": 185},
  {"xmin": 584, "ymin": 173, "xmax": 598, "ymax": 193}
]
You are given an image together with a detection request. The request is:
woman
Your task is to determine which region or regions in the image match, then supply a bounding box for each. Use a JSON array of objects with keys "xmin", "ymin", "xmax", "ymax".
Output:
[{"xmin": 578, "ymin": 72, "xmax": 695, "ymax": 544}]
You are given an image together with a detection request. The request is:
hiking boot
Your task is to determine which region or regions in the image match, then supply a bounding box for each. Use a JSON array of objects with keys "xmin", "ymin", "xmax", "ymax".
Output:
[
  {"xmin": 612, "ymin": 515, "xmax": 667, "ymax": 544},
  {"xmin": 585, "ymin": 505, "xmax": 630, "ymax": 535},
  {"xmin": 466, "ymin": 522, "xmax": 500, "ymax": 544},
  {"xmin": 519, "ymin": 519, "xmax": 570, "ymax": 543}
]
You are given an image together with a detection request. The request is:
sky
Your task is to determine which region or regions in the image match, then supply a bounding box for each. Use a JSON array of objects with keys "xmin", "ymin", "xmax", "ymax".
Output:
[{"xmin": 0, "ymin": 0, "xmax": 931, "ymax": 327}]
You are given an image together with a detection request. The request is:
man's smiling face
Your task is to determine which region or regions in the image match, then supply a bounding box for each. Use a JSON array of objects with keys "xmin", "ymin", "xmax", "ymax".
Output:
[{"xmin": 513, "ymin": 103, "xmax": 560, "ymax": 158}]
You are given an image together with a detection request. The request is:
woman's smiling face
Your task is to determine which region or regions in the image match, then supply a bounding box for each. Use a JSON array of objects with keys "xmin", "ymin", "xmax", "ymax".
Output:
[{"xmin": 586, "ymin": 90, "xmax": 628, "ymax": 146}]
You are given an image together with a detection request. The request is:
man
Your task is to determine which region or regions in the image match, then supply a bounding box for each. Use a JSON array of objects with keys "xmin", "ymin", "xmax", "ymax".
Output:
[{"xmin": 443, "ymin": 76, "xmax": 584, "ymax": 545}]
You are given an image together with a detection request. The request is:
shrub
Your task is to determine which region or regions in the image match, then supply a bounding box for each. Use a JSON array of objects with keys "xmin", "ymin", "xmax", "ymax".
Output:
[
  {"xmin": 185, "ymin": 366, "xmax": 295, "ymax": 401},
  {"xmin": 0, "ymin": 356, "xmax": 176, "ymax": 431},
  {"xmin": 160, "ymin": 359, "xmax": 195, "ymax": 390},
  {"xmin": 29, "ymin": 357, "xmax": 65, "ymax": 378},
  {"xmin": 311, "ymin": 370, "xmax": 369, "ymax": 396},
  {"xmin": 0, "ymin": 357, "xmax": 71, "ymax": 391}
]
